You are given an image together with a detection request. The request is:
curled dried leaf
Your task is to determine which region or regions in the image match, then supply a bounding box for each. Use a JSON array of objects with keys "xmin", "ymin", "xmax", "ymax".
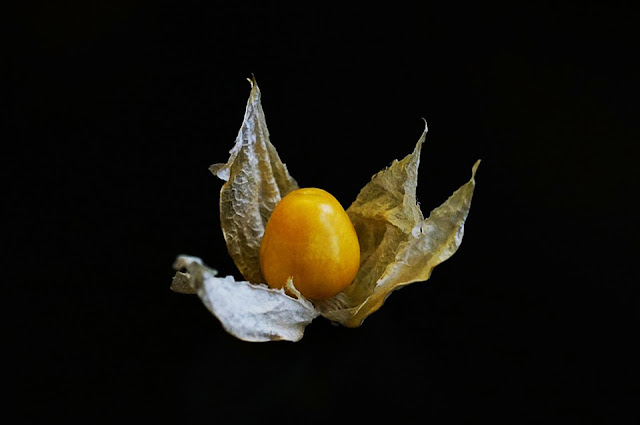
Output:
[
  {"xmin": 171, "ymin": 78, "xmax": 479, "ymax": 341},
  {"xmin": 172, "ymin": 255, "xmax": 318, "ymax": 342}
]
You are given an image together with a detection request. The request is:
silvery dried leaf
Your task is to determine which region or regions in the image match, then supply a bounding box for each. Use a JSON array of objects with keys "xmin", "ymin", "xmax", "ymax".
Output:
[
  {"xmin": 209, "ymin": 77, "xmax": 298, "ymax": 284},
  {"xmin": 171, "ymin": 77, "xmax": 479, "ymax": 341},
  {"xmin": 172, "ymin": 255, "xmax": 318, "ymax": 342}
]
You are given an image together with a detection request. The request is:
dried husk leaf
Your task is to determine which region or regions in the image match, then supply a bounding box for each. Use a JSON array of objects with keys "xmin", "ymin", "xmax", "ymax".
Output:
[
  {"xmin": 172, "ymin": 255, "xmax": 318, "ymax": 342},
  {"xmin": 315, "ymin": 132, "xmax": 479, "ymax": 327},
  {"xmin": 209, "ymin": 77, "xmax": 298, "ymax": 283}
]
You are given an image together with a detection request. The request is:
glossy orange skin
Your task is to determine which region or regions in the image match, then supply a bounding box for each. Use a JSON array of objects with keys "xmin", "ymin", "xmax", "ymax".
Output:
[{"xmin": 260, "ymin": 188, "xmax": 360, "ymax": 300}]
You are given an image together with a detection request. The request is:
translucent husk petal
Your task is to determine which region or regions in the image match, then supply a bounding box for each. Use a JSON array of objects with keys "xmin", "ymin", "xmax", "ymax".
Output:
[{"xmin": 315, "ymin": 156, "xmax": 479, "ymax": 327}]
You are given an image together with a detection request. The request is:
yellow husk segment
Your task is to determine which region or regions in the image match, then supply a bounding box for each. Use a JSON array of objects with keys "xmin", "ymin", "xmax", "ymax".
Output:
[{"xmin": 316, "ymin": 151, "xmax": 479, "ymax": 327}]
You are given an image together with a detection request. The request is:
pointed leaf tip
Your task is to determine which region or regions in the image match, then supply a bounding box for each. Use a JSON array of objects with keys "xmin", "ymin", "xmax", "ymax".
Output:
[
  {"xmin": 421, "ymin": 117, "xmax": 429, "ymax": 134},
  {"xmin": 472, "ymin": 159, "xmax": 481, "ymax": 177}
]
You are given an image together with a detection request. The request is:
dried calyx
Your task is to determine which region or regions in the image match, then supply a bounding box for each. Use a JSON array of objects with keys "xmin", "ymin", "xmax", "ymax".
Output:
[{"xmin": 172, "ymin": 77, "xmax": 479, "ymax": 342}]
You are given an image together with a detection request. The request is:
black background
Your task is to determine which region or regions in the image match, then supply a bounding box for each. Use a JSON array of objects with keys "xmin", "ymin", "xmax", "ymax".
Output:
[{"xmin": 9, "ymin": 2, "xmax": 639, "ymax": 422}]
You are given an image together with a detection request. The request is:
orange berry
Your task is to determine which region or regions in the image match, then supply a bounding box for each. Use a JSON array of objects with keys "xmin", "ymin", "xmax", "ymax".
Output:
[{"xmin": 260, "ymin": 188, "xmax": 360, "ymax": 300}]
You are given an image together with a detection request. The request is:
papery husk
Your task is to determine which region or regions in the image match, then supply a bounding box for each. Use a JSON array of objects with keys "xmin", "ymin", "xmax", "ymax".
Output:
[
  {"xmin": 209, "ymin": 77, "xmax": 298, "ymax": 284},
  {"xmin": 171, "ymin": 77, "xmax": 479, "ymax": 341},
  {"xmin": 315, "ymin": 146, "xmax": 480, "ymax": 327},
  {"xmin": 172, "ymin": 255, "xmax": 318, "ymax": 342}
]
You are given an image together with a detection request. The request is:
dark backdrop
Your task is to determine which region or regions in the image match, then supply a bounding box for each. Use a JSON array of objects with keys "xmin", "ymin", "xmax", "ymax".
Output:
[{"xmin": 9, "ymin": 2, "xmax": 638, "ymax": 422}]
